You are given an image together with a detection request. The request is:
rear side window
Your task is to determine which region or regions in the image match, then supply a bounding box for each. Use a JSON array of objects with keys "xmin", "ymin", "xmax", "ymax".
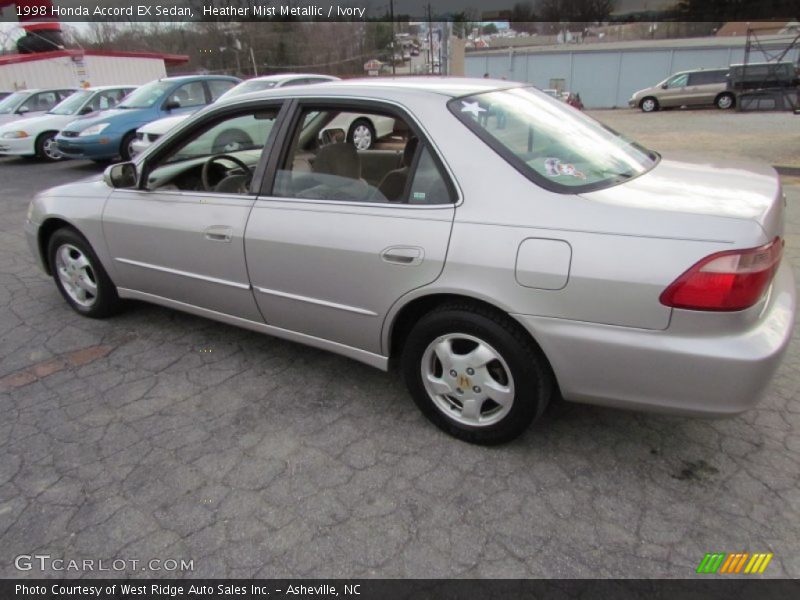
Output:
[{"xmin": 688, "ymin": 71, "xmax": 727, "ymax": 85}]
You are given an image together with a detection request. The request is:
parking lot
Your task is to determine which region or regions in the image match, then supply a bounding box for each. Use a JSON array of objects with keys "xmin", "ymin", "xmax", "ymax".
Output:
[{"xmin": 0, "ymin": 108, "xmax": 798, "ymax": 579}]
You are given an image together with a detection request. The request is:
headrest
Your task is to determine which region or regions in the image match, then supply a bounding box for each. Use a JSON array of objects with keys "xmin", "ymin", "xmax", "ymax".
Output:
[
  {"xmin": 402, "ymin": 136, "xmax": 419, "ymax": 167},
  {"xmin": 313, "ymin": 142, "xmax": 361, "ymax": 180}
]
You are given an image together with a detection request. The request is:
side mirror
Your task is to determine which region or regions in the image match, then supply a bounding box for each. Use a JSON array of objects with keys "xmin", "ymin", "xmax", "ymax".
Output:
[
  {"xmin": 661, "ymin": 83, "xmax": 668, "ymax": 89},
  {"xmin": 16, "ymin": 106, "xmax": 30, "ymax": 114},
  {"xmin": 164, "ymin": 100, "xmax": 180, "ymax": 111},
  {"xmin": 103, "ymin": 162, "xmax": 138, "ymax": 189},
  {"xmin": 320, "ymin": 128, "xmax": 345, "ymax": 146}
]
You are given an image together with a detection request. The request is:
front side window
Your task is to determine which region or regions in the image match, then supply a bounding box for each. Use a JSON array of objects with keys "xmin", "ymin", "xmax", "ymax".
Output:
[
  {"xmin": 145, "ymin": 107, "xmax": 280, "ymax": 194},
  {"xmin": 208, "ymin": 80, "xmax": 237, "ymax": 102},
  {"xmin": 666, "ymin": 74, "xmax": 688, "ymax": 88},
  {"xmin": 273, "ymin": 105, "xmax": 454, "ymax": 204},
  {"xmin": 48, "ymin": 90, "xmax": 91, "ymax": 115},
  {"xmin": 450, "ymin": 87, "xmax": 656, "ymax": 193},
  {"xmin": 119, "ymin": 81, "xmax": 173, "ymax": 109},
  {"xmin": 166, "ymin": 82, "xmax": 206, "ymax": 109},
  {"xmin": 20, "ymin": 92, "xmax": 59, "ymax": 112}
]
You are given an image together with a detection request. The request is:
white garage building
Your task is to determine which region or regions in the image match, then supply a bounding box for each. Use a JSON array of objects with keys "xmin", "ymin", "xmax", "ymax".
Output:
[{"xmin": 0, "ymin": 49, "xmax": 189, "ymax": 91}]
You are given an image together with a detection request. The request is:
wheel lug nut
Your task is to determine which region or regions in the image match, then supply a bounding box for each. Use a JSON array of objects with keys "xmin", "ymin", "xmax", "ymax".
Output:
[
  {"xmin": 473, "ymin": 386, "xmax": 481, "ymax": 393},
  {"xmin": 449, "ymin": 369, "xmax": 457, "ymax": 377},
  {"xmin": 466, "ymin": 368, "xmax": 475, "ymax": 375}
]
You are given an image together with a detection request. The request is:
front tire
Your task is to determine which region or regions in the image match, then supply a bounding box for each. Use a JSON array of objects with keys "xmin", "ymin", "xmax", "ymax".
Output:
[
  {"xmin": 47, "ymin": 228, "xmax": 121, "ymax": 319},
  {"xmin": 35, "ymin": 131, "xmax": 62, "ymax": 161},
  {"xmin": 402, "ymin": 304, "xmax": 553, "ymax": 445},
  {"xmin": 640, "ymin": 97, "xmax": 659, "ymax": 113},
  {"xmin": 715, "ymin": 93, "xmax": 735, "ymax": 110},
  {"xmin": 119, "ymin": 131, "xmax": 137, "ymax": 161},
  {"xmin": 347, "ymin": 119, "xmax": 375, "ymax": 150}
]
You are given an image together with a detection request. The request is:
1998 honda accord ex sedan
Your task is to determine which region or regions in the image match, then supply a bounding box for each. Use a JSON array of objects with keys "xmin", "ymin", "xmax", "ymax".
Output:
[{"xmin": 25, "ymin": 78, "xmax": 796, "ymax": 444}]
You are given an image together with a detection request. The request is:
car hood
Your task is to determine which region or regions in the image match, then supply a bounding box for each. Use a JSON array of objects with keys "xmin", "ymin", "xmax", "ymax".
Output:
[
  {"xmin": 63, "ymin": 107, "xmax": 146, "ymax": 131},
  {"xmin": 0, "ymin": 113, "xmax": 32, "ymax": 126},
  {"xmin": 0, "ymin": 112, "xmax": 71, "ymax": 133},
  {"xmin": 138, "ymin": 114, "xmax": 190, "ymax": 135},
  {"xmin": 581, "ymin": 154, "xmax": 784, "ymax": 240}
]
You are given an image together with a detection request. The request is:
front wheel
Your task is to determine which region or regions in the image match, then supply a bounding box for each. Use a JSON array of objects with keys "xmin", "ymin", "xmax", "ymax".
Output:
[
  {"xmin": 47, "ymin": 228, "xmax": 122, "ymax": 318},
  {"xmin": 715, "ymin": 93, "xmax": 735, "ymax": 110},
  {"xmin": 402, "ymin": 304, "xmax": 553, "ymax": 445},
  {"xmin": 119, "ymin": 131, "xmax": 137, "ymax": 161},
  {"xmin": 640, "ymin": 97, "xmax": 659, "ymax": 112},
  {"xmin": 35, "ymin": 131, "xmax": 62, "ymax": 161}
]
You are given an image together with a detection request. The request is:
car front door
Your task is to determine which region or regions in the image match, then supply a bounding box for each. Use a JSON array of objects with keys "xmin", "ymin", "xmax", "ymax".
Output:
[
  {"xmin": 659, "ymin": 73, "xmax": 689, "ymax": 107},
  {"xmin": 102, "ymin": 103, "xmax": 285, "ymax": 321},
  {"xmin": 244, "ymin": 101, "xmax": 456, "ymax": 356}
]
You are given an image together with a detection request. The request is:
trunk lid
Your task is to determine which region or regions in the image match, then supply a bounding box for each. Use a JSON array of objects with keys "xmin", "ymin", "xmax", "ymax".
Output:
[{"xmin": 581, "ymin": 154, "xmax": 785, "ymax": 242}]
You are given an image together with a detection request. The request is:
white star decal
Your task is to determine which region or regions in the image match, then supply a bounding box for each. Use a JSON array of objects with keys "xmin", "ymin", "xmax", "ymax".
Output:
[{"xmin": 460, "ymin": 101, "xmax": 486, "ymax": 117}]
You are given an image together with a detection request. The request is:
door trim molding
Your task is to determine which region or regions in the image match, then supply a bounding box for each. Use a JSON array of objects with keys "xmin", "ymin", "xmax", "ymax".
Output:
[
  {"xmin": 254, "ymin": 285, "xmax": 378, "ymax": 316},
  {"xmin": 116, "ymin": 287, "xmax": 389, "ymax": 370},
  {"xmin": 115, "ymin": 257, "xmax": 251, "ymax": 290}
]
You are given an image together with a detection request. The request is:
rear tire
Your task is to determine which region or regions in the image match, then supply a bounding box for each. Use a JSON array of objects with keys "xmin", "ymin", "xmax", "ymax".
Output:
[
  {"xmin": 402, "ymin": 303, "xmax": 553, "ymax": 445},
  {"xmin": 640, "ymin": 97, "xmax": 659, "ymax": 112},
  {"xmin": 47, "ymin": 228, "xmax": 122, "ymax": 319},
  {"xmin": 35, "ymin": 131, "xmax": 62, "ymax": 161}
]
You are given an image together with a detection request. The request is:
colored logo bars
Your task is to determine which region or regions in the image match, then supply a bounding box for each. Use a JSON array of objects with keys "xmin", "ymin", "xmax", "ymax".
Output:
[{"xmin": 696, "ymin": 552, "xmax": 773, "ymax": 574}]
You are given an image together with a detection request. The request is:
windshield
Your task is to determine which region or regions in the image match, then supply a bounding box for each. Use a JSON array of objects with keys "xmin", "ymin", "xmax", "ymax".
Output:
[
  {"xmin": 0, "ymin": 92, "xmax": 27, "ymax": 114},
  {"xmin": 449, "ymin": 87, "xmax": 657, "ymax": 193},
  {"xmin": 218, "ymin": 80, "xmax": 277, "ymax": 101},
  {"xmin": 119, "ymin": 81, "xmax": 173, "ymax": 109},
  {"xmin": 48, "ymin": 90, "xmax": 92, "ymax": 115}
]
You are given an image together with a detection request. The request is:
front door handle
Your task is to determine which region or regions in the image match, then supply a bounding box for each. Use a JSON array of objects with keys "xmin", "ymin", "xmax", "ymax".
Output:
[
  {"xmin": 381, "ymin": 246, "xmax": 424, "ymax": 266},
  {"xmin": 204, "ymin": 225, "xmax": 233, "ymax": 242}
]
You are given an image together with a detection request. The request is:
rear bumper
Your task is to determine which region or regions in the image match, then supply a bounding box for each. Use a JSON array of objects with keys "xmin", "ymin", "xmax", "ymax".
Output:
[
  {"xmin": 513, "ymin": 262, "xmax": 796, "ymax": 416},
  {"xmin": 0, "ymin": 136, "xmax": 35, "ymax": 156}
]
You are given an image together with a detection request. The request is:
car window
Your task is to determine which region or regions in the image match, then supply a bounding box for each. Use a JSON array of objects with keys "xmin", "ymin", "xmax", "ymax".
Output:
[
  {"xmin": 666, "ymin": 74, "xmax": 688, "ymax": 88},
  {"xmin": 273, "ymin": 105, "xmax": 452, "ymax": 204},
  {"xmin": 167, "ymin": 81, "xmax": 206, "ymax": 109},
  {"xmin": 208, "ymin": 80, "xmax": 236, "ymax": 102},
  {"xmin": 145, "ymin": 108, "xmax": 281, "ymax": 194},
  {"xmin": 281, "ymin": 78, "xmax": 309, "ymax": 87},
  {"xmin": 21, "ymin": 91, "xmax": 59, "ymax": 112},
  {"xmin": 450, "ymin": 87, "xmax": 656, "ymax": 193}
]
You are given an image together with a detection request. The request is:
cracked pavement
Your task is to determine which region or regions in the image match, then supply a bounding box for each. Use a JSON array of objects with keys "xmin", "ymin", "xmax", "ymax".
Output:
[{"xmin": 0, "ymin": 111, "xmax": 799, "ymax": 579}]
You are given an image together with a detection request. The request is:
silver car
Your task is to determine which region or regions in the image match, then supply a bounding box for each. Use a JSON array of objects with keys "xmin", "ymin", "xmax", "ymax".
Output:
[{"xmin": 25, "ymin": 78, "xmax": 796, "ymax": 444}]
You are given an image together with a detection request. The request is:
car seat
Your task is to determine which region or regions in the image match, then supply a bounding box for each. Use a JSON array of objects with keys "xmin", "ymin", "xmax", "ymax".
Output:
[{"xmin": 376, "ymin": 136, "xmax": 419, "ymax": 202}]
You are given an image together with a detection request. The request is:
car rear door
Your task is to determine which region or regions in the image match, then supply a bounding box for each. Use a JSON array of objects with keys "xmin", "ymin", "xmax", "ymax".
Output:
[{"xmin": 244, "ymin": 99, "xmax": 457, "ymax": 356}]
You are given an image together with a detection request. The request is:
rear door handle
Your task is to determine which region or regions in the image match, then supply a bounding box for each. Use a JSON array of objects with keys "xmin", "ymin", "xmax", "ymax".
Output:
[
  {"xmin": 381, "ymin": 246, "xmax": 424, "ymax": 266},
  {"xmin": 204, "ymin": 225, "xmax": 233, "ymax": 242}
]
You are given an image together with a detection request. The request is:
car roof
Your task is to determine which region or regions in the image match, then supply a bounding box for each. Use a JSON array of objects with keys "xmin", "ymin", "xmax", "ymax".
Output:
[
  {"xmin": 85, "ymin": 85, "xmax": 138, "ymax": 91},
  {"xmin": 217, "ymin": 77, "xmax": 521, "ymax": 105},
  {"xmin": 242, "ymin": 73, "xmax": 340, "ymax": 83},
  {"xmin": 6, "ymin": 87, "xmax": 78, "ymax": 94},
  {"xmin": 156, "ymin": 75, "xmax": 240, "ymax": 83}
]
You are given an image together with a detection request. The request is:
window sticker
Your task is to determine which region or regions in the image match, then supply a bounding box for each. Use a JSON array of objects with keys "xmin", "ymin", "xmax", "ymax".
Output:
[
  {"xmin": 460, "ymin": 101, "xmax": 486, "ymax": 117},
  {"xmin": 544, "ymin": 157, "xmax": 586, "ymax": 179},
  {"xmin": 412, "ymin": 191, "xmax": 426, "ymax": 201}
]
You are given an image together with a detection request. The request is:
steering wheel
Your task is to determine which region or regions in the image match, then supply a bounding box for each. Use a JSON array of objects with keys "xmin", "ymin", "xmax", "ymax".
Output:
[{"xmin": 201, "ymin": 154, "xmax": 251, "ymax": 192}]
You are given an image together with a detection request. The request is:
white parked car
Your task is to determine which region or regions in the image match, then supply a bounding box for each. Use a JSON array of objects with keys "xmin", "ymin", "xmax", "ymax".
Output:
[
  {"xmin": 0, "ymin": 86, "xmax": 135, "ymax": 161},
  {"xmin": 130, "ymin": 73, "xmax": 339, "ymax": 157},
  {"xmin": 0, "ymin": 88, "xmax": 77, "ymax": 127}
]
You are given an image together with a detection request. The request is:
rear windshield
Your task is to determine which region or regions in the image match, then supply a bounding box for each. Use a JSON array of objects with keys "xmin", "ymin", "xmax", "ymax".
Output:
[{"xmin": 449, "ymin": 87, "xmax": 657, "ymax": 193}]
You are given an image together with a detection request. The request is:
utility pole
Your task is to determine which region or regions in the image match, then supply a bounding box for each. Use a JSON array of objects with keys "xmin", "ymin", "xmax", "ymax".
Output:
[{"xmin": 390, "ymin": 0, "xmax": 395, "ymax": 76}]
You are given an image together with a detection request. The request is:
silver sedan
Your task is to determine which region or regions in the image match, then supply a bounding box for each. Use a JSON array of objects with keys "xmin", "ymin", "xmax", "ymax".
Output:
[{"xmin": 25, "ymin": 78, "xmax": 796, "ymax": 444}]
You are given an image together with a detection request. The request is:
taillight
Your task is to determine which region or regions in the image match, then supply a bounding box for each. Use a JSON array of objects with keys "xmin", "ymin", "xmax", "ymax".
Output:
[{"xmin": 660, "ymin": 237, "xmax": 783, "ymax": 311}]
